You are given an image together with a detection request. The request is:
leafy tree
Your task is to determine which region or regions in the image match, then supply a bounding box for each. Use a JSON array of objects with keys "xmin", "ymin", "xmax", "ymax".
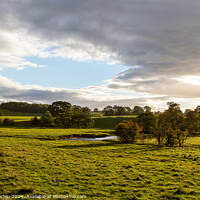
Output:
[
  {"xmin": 132, "ymin": 106, "xmax": 144, "ymax": 115},
  {"xmin": 155, "ymin": 102, "xmax": 188, "ymax": 147},
  {"xmin": 72, "ymin": 105, "xmax": 82, "ymax": 113},
  {"xmin": 144, "ymin": 105, "xmax": 151, "ymax": 113},
  {"xmin": 103, "ymin": 106, "xmax": 115, "ymax": 116},
  {"xmin": 55, "ymin": 113, "xmax": 71, "ymax": 128},
  {"xmin": 71, "ymin": 112, "xmax": 94, "ymax": 128},
  {"xmin": 154, "ymin": 111, "xmax": 161, "ymax": 116},
  {"xmin": 103, "ymin": 105, "xmax": 133, "ymax": 116},
  {"xmin": 184, "ymin": 109, "xmax": 192, "ymax": 115},
  {"xmin": 184, "ymin": 110, "xmax": 200, "ymax": 135},
  {"xmin": 195, "ymin": 105, "xmax": 200, "ymax": 113},
  {"xmin": 49, "ymin": 101, "xmax": 72, "ymax": 117},
  {"xmin": 163, "ymin": 102, "xmax": 184, "ymax": 130},
  {"xmin": 93, "ymin": 108, "xmax": 98, "ymax": 112},
  {"xmin": 114, "ymin": 120, "xmax": 142, "ymax": 143},
  {"xmin": 155, "ymin": 113, "xmax": 169, "ymax": 146},
  {"xmin": 40, "ymin": 111, "xmax": 55, "ymax": 127},
  {"xmin": 125, "ymin": 107, "xmax": 132, "ymax": 115},
  {"xmin": 81, "ymin": 107, "xmax": 90, "ymax": 113},
  {"xmin": 137, "ymin": 112, "xmax": 156, "ymax": 134},
  {"xmin": 115, "ymin": 106, "xmax": 127, "ymax": 116},
  {"xmin": 176, "ymin": 129, "xmax": 189, "ymax": 147}
]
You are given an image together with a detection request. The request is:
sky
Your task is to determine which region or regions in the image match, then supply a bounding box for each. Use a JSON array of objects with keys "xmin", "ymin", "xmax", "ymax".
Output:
[{"xmin": 0, "ymin": 0, "xmax": 200, "ymax": 111}]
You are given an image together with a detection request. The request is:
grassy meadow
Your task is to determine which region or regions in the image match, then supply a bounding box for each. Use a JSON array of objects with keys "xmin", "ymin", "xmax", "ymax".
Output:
[
  {"xmin": 93, "ymin": 116, "xmax": 137, "ymax": 129},
  {"xmin": 0, "ymin": 115, "xmax": 138, "ymax": 129},
  {"xmin": 0, "ymin": 126, "xmax": 200, "ymax": 199}
]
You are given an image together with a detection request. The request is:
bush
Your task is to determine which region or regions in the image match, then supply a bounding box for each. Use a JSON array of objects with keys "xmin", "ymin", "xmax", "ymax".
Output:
[
  {"xmin": 3, "ymin": 118, "xmax": 15, "ymax": 125},
  {"xmin": 30, "ymin": 116, "xmax": 39, "ymax": 125},
  {"xmin": 114, "ymin": 120, "xmax": 142, "ymax": 143}
]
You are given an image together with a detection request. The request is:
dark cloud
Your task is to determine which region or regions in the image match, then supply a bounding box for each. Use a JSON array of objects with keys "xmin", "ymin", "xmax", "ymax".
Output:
[
  {"xmin": 0, "ymin": 0, "xmax": 200, "ymax": 109},
  {"xmin": 2, "ymin": 0, "xmax": 200, "ymax": 75}
]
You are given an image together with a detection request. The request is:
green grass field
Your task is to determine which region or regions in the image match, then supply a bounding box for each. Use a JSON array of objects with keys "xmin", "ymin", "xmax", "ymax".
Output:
[
  {"xmin": 0, "ymin": 127, "xmax": 199, "ymax": 199},
  {"xmin": 93, "ymin": 116, "xmax": 138, "ymax": 129},
  {"xmin": 0, "ymin": 115, "xmax": 138, "ymax": 129}
]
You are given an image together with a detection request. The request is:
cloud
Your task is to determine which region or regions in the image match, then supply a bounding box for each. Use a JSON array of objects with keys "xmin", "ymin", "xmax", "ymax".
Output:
[
  {"xmin": 0, "ymin": 75, "xmax": 170, "ymax": 110},
  {"xmin": 0, "ymin": 75, "xmax": 199, "ymax": 111},
  {"xmin": 3, "ymin": 0, "xmax": 200, "ymax": 73},
  {"xmin": 0, "ymin": 0, "xmax": 200, "ymax": 110}
]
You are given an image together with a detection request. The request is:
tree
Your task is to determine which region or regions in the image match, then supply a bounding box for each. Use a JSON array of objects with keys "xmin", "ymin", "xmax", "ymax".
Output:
[
  {"xmin": 81, "ymin": 107, "xmax": 90, "ymax": 114},
  {"xmin": 72, "ymin": 105, "xmax": 82, "ymax": 113},
  {"xmin": 93, "ymin": 108, "xmax": 98, "ymax": 112},
  {"xmin": 137, "ymin": 112, "xmax": 156, "ymax": 134},
  {"xmin": 55, "ymin": 113, "xmax": 71, "ymax": 128},
  {"xmin": 144, "ymin": 106, "xmax": 151, "ymax": 113},
  {"xmin": 71, "ymin": 112, "xmax": 94, "ymax": 128},
  {"xmin": 49, "ymin": 101, "xmax": 72, "ymax": 117},
  {"xmin": 125, "ymin": 107, "xmax": 132, "ymax": 115},
  {"xmin": 195, "ymin": 105, "xmax": 200, "ymax": 113},
  {"xmin": 184, "ymin": 110, "xmax": 200, "ymax": 135},
  {"xmin": 40, "ymin": 111, "xmax": 55, "ymax": 127},
  {"xmin": 103, "ymin": 106, "xmax": 115, "ymax": 116},
  {"xmin": 155, "ymin": 102, "xmax": 188, "ymax": 147},
  {"xmin": 104, "ymin": 108, "xmax": 115, "ymax": 116},
  {"xmin": 132, "ymin": 106, "xmax": 144, "ymax": 115},
  {"xmin": 114, "ymin": 120, "xmax": 142, "ymax": 143},
  {"xmin": 115, "ymin": 106, "xmax": 127, "ymax": 116},
  {"xmin": 164, "ymin": 102, "xmax": 184, "ymax": 130}
]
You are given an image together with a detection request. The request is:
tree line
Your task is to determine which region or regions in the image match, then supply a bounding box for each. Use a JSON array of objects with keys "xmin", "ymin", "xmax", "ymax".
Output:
[
  {"xmin": 31, "ymin": 101, "xmax": 94, "ymax": 128},
  {"xmin": 0, "ymin": 102, "xmax": 48, "ymax": 114},
  {"xmin": 102, "ymin": 105, "xmax": 152, "ymax": 116},
  {"xmin": 114, "ymin": 102, "xmax": 200, "ymax": 147}
]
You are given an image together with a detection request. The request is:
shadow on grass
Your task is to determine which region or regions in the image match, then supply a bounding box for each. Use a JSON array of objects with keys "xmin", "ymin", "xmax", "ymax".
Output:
[
  {"xmin": 56, "ymin": 141, "xmax": 162, "ymax": 153},
  {"xmin": 56, "ymin": 141, "xmax": 119, "ymax": 149}
]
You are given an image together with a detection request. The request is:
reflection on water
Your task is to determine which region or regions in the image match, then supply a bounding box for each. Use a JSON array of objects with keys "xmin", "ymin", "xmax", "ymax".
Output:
[{"xmin": 67, "ymin": 136, "xmax": 118, "ymax": 141}]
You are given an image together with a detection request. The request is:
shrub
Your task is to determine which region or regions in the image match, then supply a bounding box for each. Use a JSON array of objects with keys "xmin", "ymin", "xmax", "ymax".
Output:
[
  {"xmin": 3, "ymin": 118, "xmax": 15, "ymax": 125},
  {"xmin": 30, "ymin": 116, "xmax": 39, "ymax": 125},
  {"xmin": 114, "ymin": 120, "xmax": 142, "ymax": 143}
]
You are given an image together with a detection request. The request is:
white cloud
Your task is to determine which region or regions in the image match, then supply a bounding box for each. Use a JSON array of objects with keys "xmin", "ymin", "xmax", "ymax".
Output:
[{"xmin": 0, "ymin": 0, "xmax": 200, "ymax": 110}]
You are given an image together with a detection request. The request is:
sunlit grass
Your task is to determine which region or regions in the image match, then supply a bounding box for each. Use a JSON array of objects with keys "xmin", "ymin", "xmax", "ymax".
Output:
[{"xmin": 0, "ymin": 128, "xmax": 199, "ymax": 199}]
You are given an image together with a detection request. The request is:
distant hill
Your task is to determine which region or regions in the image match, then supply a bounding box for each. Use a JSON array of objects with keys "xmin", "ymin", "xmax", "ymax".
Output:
[
  {"xmin": 0, "ymin": 102, "xmax": 48, "ymax": 115},
  {"xmin": 0, "ymin": 108, "xmax": 42, "ymax": 116}
]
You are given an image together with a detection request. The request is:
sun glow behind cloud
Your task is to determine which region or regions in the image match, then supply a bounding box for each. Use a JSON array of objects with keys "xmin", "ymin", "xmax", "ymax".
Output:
[{"xmin": 173, "ymin": 76, "xmax": 200, "ymax": 86}]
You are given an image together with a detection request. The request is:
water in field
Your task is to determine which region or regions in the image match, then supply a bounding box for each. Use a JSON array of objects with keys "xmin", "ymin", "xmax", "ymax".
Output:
[{"xmin": 67, "ymin": 136, "xmax": 118, "ymax": 141}]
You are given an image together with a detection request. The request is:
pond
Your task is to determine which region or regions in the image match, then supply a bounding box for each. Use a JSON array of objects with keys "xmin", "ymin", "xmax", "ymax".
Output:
[{"xmin": 65, "ymin": 136, "xmax": 118, "ymax": 141}]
